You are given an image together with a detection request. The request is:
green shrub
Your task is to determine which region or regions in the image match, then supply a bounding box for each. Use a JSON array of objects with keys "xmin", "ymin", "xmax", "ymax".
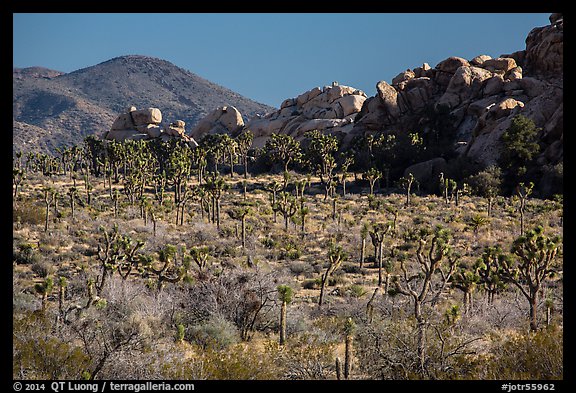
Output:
[
  {"xmin": 303, "ymin": 278, "xmax": 321, "ymax": 290},
  {"xmin": 188, "ymin": 314, "xmax": 240, "ymax": 350}
]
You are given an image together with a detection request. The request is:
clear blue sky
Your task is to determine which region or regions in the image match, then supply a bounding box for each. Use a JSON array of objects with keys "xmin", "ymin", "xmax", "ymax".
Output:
[{"xmin": 13, "ymin": 13, "xmax": 551, "ymax": 108}]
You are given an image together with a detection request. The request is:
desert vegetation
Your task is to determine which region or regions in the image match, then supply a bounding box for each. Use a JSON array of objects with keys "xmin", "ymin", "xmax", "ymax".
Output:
[{"xmin": 13, "ymin": 123, "xmax": 563, "ymax": 380}]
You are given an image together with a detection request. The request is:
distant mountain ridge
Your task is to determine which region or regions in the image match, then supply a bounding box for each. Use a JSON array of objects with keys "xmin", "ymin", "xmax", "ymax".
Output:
[{"xmin": 13, "ymin": 55, "xmax": 275, "ymax": 154}]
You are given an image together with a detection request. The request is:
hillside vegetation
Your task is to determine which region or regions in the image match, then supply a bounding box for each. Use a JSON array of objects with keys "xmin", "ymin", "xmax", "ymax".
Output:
[{"xmin": 12, "ymin": 128, "xmax": 563, "ymax": 380}]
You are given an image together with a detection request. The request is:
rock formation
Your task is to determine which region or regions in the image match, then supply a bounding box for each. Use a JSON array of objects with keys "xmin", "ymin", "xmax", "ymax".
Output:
[
  {"xmin": 350, "ymin": 14, "xmax": 562, "ymax": 177},
  {"xmin": 105, "ymin": 106, "xmax": 198, "ymax": 146},
  {"xmin": 194, "ymin": 82, "xmax": 367, "ymax": 148},
  {"xmin": 190, "ymin": 106, "xmax": 245, "ymax": 140}
]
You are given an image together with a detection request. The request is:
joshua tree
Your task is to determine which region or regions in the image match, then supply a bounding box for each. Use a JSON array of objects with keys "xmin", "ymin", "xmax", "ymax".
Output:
[
  {"xmin": 277, "ymin": 285, "xmax": 293, "ymax": 345},
  {"xmin": 227, "ymin": 204, "xmax": 252, "ymax": 249},
  {"xmin": 304, "ymin": 130, "xmax": 339, "ymax": 200},
  {"xmin": 298, "ymin": 198, "xmax": 310, "ymax": 239},
  {"xmin": 236, "ymin": 130, "xmax": 254, "ymax": 179},
  {"xmin": 343, "ymin": 317, "xmax": 355, "ymax": 380},
  {"xmin": 474, "ymin": 245, "xmax": 507, "ymax": 305},
  {"xmin": 111, "ymin": 189, "xmax": 120, "ymax": 218},
  {"xmin": 43, "ymin": 187, "xmax": 56, "ymax": 232},
  {"xmin": 319, "ymin": 242, "xmax": 347, "ymax": 307},
  {"xmin": 515, "ymin": 182, "xmax": 534, "ymax": 235},
  {"xmin": 467, "ymin": 165, "xmax": 502, "ymax": 217},
  {"xmin": 35, "ymin": 277, "xmax": 54, "ymax": 313},
  {"xmin": 264, "ymin": 133, "xmax": 302, "ymax": 173},
  {"xmin": 450, "ymin": 262, "xmax": 479, "ymax": 314},
  {"xmin": 359, "ymin": 222, "xmax": 370, "ymax": 269},
  {"xmin": 56, "ymin": 276, "xmax": 68, "ymax": 325},
  {"xmin": 363, "ymin": 167, "xmax": 382, "ymax": 196},
  {"xmin": 369, "ymin": 222, "xmax": 392, "ymax": 288},
  {"xmin": 148, "ymin": 244, "xmax": 189, "ymax": 294},
  {"xmin": 338, "ymin": 153, "xmax": 354, "ymax": 197},
  {"xmin": 499, "ymin": 226, "xmax": 562, "ymax": 331},
  {"xmin": 439, "ymin": 173, "xmax": 452, "ymax": 204},
  {"xmin": 467, "ymin": 213, "xmax": 490, "ymax": 235},
  {"xmin": 96, "ymin": 224, "xmax": 145, "ymax": 292},
  {"xmin": 68, "ymin": 186, "xmax": 79, "ymax": 220},
  {"xmin": 265, "ymin": 180, "xmax": 284, "ymax": 223},
  {"xmin": 189, "ymin": 246, "xmax": 211, "ymax": 272},
  {"xmin": 399, "ymin": 173, "xmax": 416, "ymax": 207},
  {"xmin": 204, "ymin": 172, "xmax": 228, "ymax": 229},
  {"xmin": 274, "ymin": 192, "xmax": 298, "ymax": 231},
  {"xmin": 220, "ymin": 134, "xmax": 237, "ymax": 178},
  {"xmin": 13, "ymin": 167, "xmax": 26, "ymax": 199},
  {"xmin": 391, "ymin": 225, "xmax": 458, "ymax": 376}
]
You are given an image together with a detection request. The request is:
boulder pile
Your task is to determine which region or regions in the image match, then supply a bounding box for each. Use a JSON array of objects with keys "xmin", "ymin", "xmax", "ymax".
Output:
[
  {"xmin": 105, "ymin": 106, "xmax": 198, "ymax": 146},
  {"xmin": 245, "ymin": 82, "xmax": 367, "ymax": 147}
]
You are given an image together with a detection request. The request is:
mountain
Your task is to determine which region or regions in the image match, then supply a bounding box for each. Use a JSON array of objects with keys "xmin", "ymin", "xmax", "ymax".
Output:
[{"xmin": 13, "ymin": 55, "xmax": 275, "ymax": 154}]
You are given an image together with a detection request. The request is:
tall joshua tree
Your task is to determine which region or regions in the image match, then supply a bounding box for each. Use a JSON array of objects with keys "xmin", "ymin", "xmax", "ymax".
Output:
[
  {"xmin": 319, "ymin": 242, "xmax": 347, "ymax": 307},
  {"xmin": 277, "ymin": 285, "xmax": 293, "ymax": 345},
  {"xmin": 369, "ymin": 222, "xmax": 392, "ymax": 288},
  {"xmin": 227, "ymin": 204, "xmax": 252, "ymax": 249},
  {"xmin": 274, "ymin": 192, "xmax": 298, "ymax": 231},
  {"xmin": 35, "ymin": 277, "xmax": 54, "ymax": 313},
  {"xmin": 343, "ymin": 317, "xmax": 355, "ymax": 380},
  {"xmin": 363, "ymin": 167, "xmax": 382, "ymax": 196},
  {"xmin": 359, "ymin": 222, "xmax": 370, "ymax": 269},
  {"xmin": 391, "ymin": 225, "xmax": 458, "ymax": 376},
  {"xmin": 264, "ymin": 133, "xmax": 302, "ymax": 173},
  {"xmin": 499, "ymin": 226, "xmax": 562, "ymax": 331},
  {"xmin": 236, "ymin": 130, "xmax": 254, "ymax": 179},
  {"xmin": 515, "ymin": 182, "xmax": 534, "ymax": 235},
  {"xmin": 204, "ymin": 172, "xmax": 228, "ymax": 229},
  {"xmin": 265, "ymin": 180, "xmax": 283, "ymax": 223},
  {"xmin": 399, "ymin": 173, "xmax": 416, "ymax": 207},
  {"xmin": 43, "ymin": 187, "xmax": 56, "ymax": 232}
]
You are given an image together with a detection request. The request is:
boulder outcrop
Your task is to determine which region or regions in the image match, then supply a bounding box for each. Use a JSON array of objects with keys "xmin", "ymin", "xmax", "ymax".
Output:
[
  {"xmin": 351, "ymin": 14, "xmax": 562, "ymax": 175},
  {"xmin": 242, "ymin": 82, "xmax": 367, "ymax": 147},
  {"xmin": 105, "ymin": 106, "xmax": 198, "ymax": 146},
  {"xmin": 190, "ymin": 106, "xmax": 245, "ymax": 140}
]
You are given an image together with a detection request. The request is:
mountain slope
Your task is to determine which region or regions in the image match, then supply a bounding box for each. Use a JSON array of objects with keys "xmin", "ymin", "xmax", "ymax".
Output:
[{"xmin": 13, "ymin": 55, "xmax": 275, "ymax": 154}]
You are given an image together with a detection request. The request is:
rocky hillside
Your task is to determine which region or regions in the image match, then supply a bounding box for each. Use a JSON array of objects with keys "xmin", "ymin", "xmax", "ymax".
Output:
[{"xmin": 13, "ymin": 55, "xmax": 274, "ymax": 154}]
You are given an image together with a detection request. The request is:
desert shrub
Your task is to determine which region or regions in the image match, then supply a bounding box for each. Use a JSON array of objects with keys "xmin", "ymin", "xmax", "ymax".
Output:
[
  {"xmin": 196, "ymin": 342, "xmax": 281, "ymax": 379},
  {"xmin": 187, "ymin": 314, "xmax": 240, "ymax": 350},
  {"xmin": 14, "ymin": 243, "xmax": 40, "ymax": 265},
  {"xmin": 272, "ymin": 333, "xmax": 338, "ymax": 379},
  {"xmin": 31, "ymin": 260, "xmax": 53, "ymax": 278},
  {"xmin": 477, "ymin": 325, "xmax": 563, "ymax": 380},
  {"xmin": 288, "ymin": 261, "xmax": 313, "ymax": 277},
  {"xmin": 303, "ymin": 278, "xmax": 321, "ymax": 290},
  {"xmin": 279, "ymin": 242, "xmax": 302, "ymax": 260},
  {"xmin": 261, "ymin": 236, "xmax": 277, "ymax": 249},
  {"xmin": 347, "ymin": 284, "xmax": 367, "ymax": 298},
  {"xmin": 13, "ymin": 200, "xmax": 44, "ymax": 225},
  {"xmin": 13, "ymin": 312, "xmax": 91, "ymax": 379}
]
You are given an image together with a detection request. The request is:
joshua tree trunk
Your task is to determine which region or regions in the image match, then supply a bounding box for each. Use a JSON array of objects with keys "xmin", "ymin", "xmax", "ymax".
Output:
[
  {"xmin": 344, "ymin": 333, "xmax": 353, "ymax": 380},
  {"xmin": 377, "ymin": 241, "xmax": 383, "ymax": 287},
  {"xmin": 529, "ymin": 294, "xmax": 538, "ymax": 332},
  {"xmin": 360, "ymin": 237, "xmax": 366, "ymax": 269},
  {"xmin": 279, "ymin": 300, "xmax": 287, "ymax": 345},
  {"xmin": 241, "ymin": 215, "xmax": 246, "ymax": 249}
]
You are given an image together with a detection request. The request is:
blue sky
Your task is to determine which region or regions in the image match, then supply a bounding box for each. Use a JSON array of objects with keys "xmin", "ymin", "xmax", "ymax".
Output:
[{"xmin": 13, "ymin": 13, "xmax": 551, "ymax": 108}]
